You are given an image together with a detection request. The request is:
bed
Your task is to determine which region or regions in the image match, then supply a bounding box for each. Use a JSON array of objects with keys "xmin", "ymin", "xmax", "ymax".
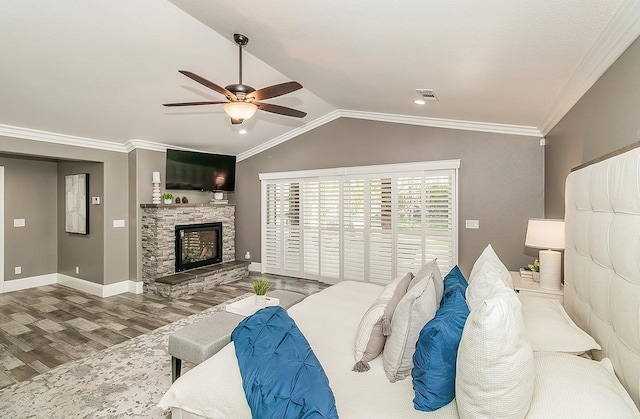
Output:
[{"xmin": 159, "ymin": 146, "xmax": 640, "ymax": 418}]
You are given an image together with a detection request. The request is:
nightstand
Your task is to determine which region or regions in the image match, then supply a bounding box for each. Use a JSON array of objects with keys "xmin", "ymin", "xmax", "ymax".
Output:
[{"xmin": 510, "ymin": 271, "xmax": 564, "ymax": 304}]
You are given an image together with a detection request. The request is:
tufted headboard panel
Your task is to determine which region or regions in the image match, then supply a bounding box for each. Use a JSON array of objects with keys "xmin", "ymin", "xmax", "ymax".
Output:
[{"xmin": 564, "ymin": 146, "xmax": 640, "ymax": 409}]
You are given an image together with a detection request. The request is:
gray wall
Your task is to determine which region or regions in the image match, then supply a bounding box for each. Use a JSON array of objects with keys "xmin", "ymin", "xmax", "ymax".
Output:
[
  {"xmin": 236, "ymin": 118, "xmax": 544, "ymax": 275},
  {"xmin": 545, "ymin": 36, "xmax": 640, "ymax": 217},
  {"xmin": 57, "ymin": 161, "xmax": 104, "ymax": 284},
  {"xmin": 1, "ymin": 136, "xmax": 130, "ymax": 285},
  {"xmin": 0, "ymin": 156, "xmax": 58, "ymax": 281}
]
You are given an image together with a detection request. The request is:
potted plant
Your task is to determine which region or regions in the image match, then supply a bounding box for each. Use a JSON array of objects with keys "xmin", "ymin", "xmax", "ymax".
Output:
[
  {"xmin": 162, "ymin": 193, "xmax": 174, "ymax": 204},
  {"xmin": 528, "ymin": 259, "xmax": 540, "ymax": 282},
  {"xmin": 252, "ymin": 279, "xmax": 270, "ymax": 306}
]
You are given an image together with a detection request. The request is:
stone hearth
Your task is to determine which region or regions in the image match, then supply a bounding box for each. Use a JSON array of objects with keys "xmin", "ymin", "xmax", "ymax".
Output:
[{"xmin": 140, "ymin": 203, "xmax": 247, "ymax": 298}]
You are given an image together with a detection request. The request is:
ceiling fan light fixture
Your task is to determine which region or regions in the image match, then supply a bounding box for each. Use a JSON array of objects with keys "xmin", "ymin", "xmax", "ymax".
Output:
[{"xmin": 223, "ymin": 101, "xmax": 258, "ymax": 121}]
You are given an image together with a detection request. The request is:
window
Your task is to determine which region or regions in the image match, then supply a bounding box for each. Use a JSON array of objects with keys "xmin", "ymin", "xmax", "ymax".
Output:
[{"xmin": 260, "ymin": 160, "xmax": 459, "ymax": 284}]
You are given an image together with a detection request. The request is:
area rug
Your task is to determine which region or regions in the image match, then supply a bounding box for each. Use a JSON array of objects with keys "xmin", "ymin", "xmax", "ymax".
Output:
[{"xmin": 0, "ymin": 293, "xmax": 251, "ymax": 418}]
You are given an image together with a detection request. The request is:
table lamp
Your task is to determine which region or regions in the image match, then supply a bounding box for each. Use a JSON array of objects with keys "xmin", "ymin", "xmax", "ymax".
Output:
[{"xmin": 525, "ymin": 219, "xmax": 565, "ymax": 290}]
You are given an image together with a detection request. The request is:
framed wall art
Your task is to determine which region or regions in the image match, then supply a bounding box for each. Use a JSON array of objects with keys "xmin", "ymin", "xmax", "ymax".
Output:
[{"xmin": 65, "ymin": 173, "xmax": 89, "ymax": 234}]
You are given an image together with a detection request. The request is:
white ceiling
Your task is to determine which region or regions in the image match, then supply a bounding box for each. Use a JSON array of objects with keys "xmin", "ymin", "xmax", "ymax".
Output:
[{"xmin": 1, "ymin": 0, "xmax": 640, "ymax": 158}]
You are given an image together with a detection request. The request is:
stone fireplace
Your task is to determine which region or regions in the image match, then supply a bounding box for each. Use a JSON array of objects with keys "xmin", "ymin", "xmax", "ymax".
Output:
[{"xmin": 140, "ymin": 203, "xmax": 248, "ymax": 298}]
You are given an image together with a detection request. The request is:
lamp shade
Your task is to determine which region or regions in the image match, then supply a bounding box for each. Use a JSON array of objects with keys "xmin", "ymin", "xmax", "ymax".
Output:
[
  {"xmin": 223, "ymin": 102, "xmax": 258, "ymax": 121},
  {"xmin": 525, "ymin": 219, "xmax": 565, "ymax": 250}
]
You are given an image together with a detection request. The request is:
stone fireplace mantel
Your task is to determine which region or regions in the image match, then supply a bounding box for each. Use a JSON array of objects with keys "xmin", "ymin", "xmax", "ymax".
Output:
[{"xmin": 140, "ymin": 203, "xmax": 238, "ymax": 296}]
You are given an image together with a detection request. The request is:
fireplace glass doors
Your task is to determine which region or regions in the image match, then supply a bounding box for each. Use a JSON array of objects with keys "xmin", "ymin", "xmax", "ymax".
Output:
[{"xmin": 175, "ymin": 222, "xmax": 222, "ymax": 271}]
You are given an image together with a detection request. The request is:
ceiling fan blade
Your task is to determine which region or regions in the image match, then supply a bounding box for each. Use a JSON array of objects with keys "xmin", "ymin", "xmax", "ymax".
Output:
[
  {"xmin": 163, "ymin": 101, "xmax": 228, "ymax": 107},
  {"xmin": 178, "ymin": 70, "xmax": 237, "ymax": 100},
  {"xmin": 250, "ymin": 81, "xmax": 303, "ymax": 101},
  {"xmin": 255, "ymin": 102, "xmax": 307, "ymax": 118},
  {"xmin": 231, "ymin": 118, "xmax": 243, "ymax": 125}
]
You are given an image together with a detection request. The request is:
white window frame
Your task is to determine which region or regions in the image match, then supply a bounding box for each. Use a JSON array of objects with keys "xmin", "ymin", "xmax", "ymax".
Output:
[{"xmin": 260, "ymin": 159, "xmax": 459, "ymax": 284}]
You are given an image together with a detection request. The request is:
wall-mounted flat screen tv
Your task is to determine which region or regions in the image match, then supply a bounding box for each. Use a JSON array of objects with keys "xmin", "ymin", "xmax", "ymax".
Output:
[{"xmin": 165, "ymin": 149, "xmax": 236, "ymax": 192}]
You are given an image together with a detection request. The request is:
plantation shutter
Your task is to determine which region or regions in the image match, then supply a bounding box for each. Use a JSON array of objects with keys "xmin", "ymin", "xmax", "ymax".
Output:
[{"xmin": 261, "ymin": 160, "xmax": 458, "ymax": 284}]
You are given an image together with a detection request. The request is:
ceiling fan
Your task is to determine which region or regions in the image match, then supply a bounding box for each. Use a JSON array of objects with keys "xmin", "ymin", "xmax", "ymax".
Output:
[{"xmin": 163, "ymin": 33, "xmax": 306, "ymax": 125}]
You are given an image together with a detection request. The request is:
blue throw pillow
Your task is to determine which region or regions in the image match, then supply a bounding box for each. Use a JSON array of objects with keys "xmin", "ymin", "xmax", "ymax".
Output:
[
  {"xmin": 412, "ymin": 290, "xmax": 469, "ymax": 411},
  {"xmin": 443, "ymin": 265, "xmax": 468, "ymax": 303}
]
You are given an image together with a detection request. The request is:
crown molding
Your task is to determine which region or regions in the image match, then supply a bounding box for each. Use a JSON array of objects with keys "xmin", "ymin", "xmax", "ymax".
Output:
[
  {"xmin": 338, "ymin": 110, "xmax": 541, "ymax": 137},
  {"xmin": 237, "ymin": 110, "xmax": 342, "ymax": 161},
  {"xmin": 237, "ymin": 109, "xmax": 540, "ymax": 161},
  {"xmin": 539, "ymin": 0, "xmax": 640, "ymax": 135},
  {"xmin": 125, "ymin": 139, "xmax": 169, "ymax": 153},
  {"xmin": 0, "ymin": 123, "xmax": 127, "ymax": 153}
]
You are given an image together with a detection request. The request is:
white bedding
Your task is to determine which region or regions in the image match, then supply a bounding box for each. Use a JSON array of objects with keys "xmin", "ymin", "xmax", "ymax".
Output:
[
  {"xmin": 159, "ymin": 280, "xmax": 640, "ymax": 418},
  {"xmin": 158, "ymin": 281, "xmax": 459, "ymax": 418}
]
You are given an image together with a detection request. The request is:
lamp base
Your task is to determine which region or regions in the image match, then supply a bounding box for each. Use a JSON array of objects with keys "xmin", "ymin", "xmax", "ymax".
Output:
[{"xmin": 539, "ymin": 249, "xmax": 561, "ymax": 290}]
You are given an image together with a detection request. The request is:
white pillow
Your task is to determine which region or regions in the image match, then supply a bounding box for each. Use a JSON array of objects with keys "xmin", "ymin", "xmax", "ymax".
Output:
[
  {"xmin": 527, "ymin": 352, "xmax": 640, "ymax": 418},
  {"xmin": 456, "ymin": 278, "xmax": 534, "ymax": 419},
  {"xmin": 519, "ymin": 295, "xmax": 601, "ymax": 354},
  {"xmin": 468, "ymin": 244, "xmax": 513, "ymax": 289},
  {"xmin": 409, "ymin": 258, "xmax": 444, "ymax": 304},
  {"xmin": 383, "ymin": 274, "xmax": 438, "ymax": 382},
  {"xmin": 353, "ymin": 272, "xmax": 413, "ymax": 371},
  {"xmin": 465, "ymin": 260, "xmax": 504, "ymax": 311}
]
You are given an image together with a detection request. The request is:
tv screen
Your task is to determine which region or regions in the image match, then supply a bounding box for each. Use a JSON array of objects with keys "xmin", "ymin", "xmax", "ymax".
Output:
[{"xmin": 165, "ymin": 149, "xmax": 236, "ymax": 192}]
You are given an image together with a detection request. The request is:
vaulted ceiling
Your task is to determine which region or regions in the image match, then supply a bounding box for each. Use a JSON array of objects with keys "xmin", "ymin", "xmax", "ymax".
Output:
[{"xmin": 1, "ymin": 1, "xmax": 639, "ymax": 158}]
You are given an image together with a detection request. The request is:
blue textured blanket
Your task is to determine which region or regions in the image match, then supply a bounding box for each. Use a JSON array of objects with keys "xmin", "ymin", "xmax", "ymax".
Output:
[{"xmin": 231, "ymin": 306, "xmax": 339, "ymax": 419}]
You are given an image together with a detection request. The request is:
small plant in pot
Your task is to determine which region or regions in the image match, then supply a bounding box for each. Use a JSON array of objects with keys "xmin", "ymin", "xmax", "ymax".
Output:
[
  {"xmin": 162, "ymin": 193, "xmax": 174, "ymax": 204},
  {"xmin": 252, "ymin": 280, "xmax": 270, "ymax": 306},
  {"xmin": 528, "ymin": 259, "xmax": 540, "ymax": 282}
]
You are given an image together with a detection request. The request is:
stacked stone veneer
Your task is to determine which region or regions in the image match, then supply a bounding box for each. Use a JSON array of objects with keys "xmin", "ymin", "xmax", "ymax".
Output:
[{"xmin": 140, "ymin": 204, "xmax": 238, "ymax": 295}]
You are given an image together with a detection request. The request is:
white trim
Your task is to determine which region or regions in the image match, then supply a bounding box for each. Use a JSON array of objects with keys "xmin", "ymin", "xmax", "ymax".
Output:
[
  {"xmin": 539, "ymin": 0, "xmax": 640, "ymax": 135},
  {"xmin": 238, "ymin": 110, "xmax": 540, "ymax": 162},
  {"xmin": 259, "ymin": 159, "xmax": 461, "ymax": 181},
  {"xmin": 249, "ymin": 262, "xmax": 262, "ymax": 272},
  {"xmin": 129, "ymin": 280, "xmax": 144, "ymax": 294},
  {"xmin": 339, "ymin": 109, "xmax": 542, "ymax": 137},
  {"xmin": 3, "ymin": 274, "xmax": 58, "ymax": 292},
  {"xmin": 237, "ymin": 110, "xmax": 342, "ymax": 161},
  {"xmin": 0, "ymin": 272, "xmax": 143, "ymax": 297},
  {"xmin": 0, "ymin": 166, "xmax": 4, "ymax": 293},
  {"xmin": 1, "ymin": 109, "xmax": 542, "ymax": 162},
  {"xmin": 0, "ymin": 124, "xmax": 127, "ymax": 153}
]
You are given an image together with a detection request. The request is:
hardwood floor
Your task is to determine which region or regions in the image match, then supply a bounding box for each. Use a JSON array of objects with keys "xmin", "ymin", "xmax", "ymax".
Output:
[{"xmin": 0, "ymin": 273, "xmax": 327, "ymax": 390}]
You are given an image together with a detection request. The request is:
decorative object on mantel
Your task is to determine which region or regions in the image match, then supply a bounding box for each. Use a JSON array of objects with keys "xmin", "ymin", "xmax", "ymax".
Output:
[
  {"xmin": 525, "ymin": 219, "xmax": 565, "ymax": 290},
  {"xmin": 152, "ymin": 172, "xmax": 161, "ymax": 204},
  {"xmin": 181, "ymin": 196, "xmax": 188, "ymax": 204},
  {"xmin": 252, "ymin": 280, "xmax": 270, "ymax": 306},
  {"xmin": 175, "ymin": 197, "xmax": 181, "ymax": 204},
  {"xmin": 162, "ymin": 193, "xmax": 174, "ymax": 204}
]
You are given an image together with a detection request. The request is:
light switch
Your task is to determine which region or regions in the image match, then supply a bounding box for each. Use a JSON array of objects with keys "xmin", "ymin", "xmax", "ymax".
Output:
[
  {"xmin": 465, "ymin": 219, "xmax": 480, "ymax": 229},
  {"xmin": 91, "ymin": 196, "xmax": 101, "ymax": 205},
  {"xmin": 13, "ymin": 219, "xmax": 25, "ymax": 227},
  {"xmin": 113, "ymin": 219, "xmax": 125, "ymax": 228}
]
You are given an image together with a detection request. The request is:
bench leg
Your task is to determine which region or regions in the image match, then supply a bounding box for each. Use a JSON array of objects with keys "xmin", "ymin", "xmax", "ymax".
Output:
[{"xmin": 172, "ymin": 356, "xmax": 182, "ymax": 383}]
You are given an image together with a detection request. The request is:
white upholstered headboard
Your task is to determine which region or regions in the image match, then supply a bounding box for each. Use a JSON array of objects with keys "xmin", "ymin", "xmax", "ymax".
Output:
[{"xmin": 564, "ymin": 145, "xmax": 640, "ymax": 409}]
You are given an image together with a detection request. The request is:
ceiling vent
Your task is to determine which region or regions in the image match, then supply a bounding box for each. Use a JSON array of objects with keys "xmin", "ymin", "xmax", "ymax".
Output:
[{"xmin": 416, "ymin": 89, "xmax": 439, "ymax": 101}]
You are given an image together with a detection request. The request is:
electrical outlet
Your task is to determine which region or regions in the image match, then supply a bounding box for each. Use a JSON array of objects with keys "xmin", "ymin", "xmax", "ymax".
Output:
[
  {"xmin": 15, "ymin": 266, "xmax": 21, "ymax": 275},
  {"xmin": 75, "ymin": 266, "xmax": 79, "ymax": 274},
  {"xmin": 465, "ymin": 219, "xmax": 480, "ymax": 229},
  {"xmin": 245, "ymin": 251, "xmax": 251, "ymax": 260}
]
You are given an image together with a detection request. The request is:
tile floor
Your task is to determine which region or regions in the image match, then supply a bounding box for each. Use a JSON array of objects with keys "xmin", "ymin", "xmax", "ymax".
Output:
[{"xmin": 0, "ymin": 273, "xmax": 326, "ymax": 390}]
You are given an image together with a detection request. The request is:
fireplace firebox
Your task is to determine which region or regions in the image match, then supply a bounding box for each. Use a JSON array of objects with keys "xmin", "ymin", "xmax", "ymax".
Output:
[{"xmin": 175, "ymin": 222, "xmax": 222, "ymax": 272}]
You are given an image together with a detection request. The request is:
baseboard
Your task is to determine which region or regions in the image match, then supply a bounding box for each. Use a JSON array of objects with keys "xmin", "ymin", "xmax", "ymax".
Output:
[
  {"xmin": 249, "ymin": 262, "xmax": 262, "ymax": 272},
  {"xmin": 1, "ymin": 273, "xmax": 144, "ymax": 298},
  {"xmin": 2, "ymin": 273, "xmax": 58, "ymax": 292}
]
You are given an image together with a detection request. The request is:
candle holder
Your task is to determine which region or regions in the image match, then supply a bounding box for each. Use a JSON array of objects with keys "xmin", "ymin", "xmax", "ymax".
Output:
[{"xmin": 152, "ymin": 182, "xmax": 161, "ymax": 204}]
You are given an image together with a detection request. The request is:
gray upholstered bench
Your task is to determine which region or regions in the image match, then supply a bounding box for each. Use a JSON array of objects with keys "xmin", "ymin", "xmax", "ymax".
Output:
[{"xmin": 169, "ymin": 289, "xmax": 306, "ymax": 382}]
